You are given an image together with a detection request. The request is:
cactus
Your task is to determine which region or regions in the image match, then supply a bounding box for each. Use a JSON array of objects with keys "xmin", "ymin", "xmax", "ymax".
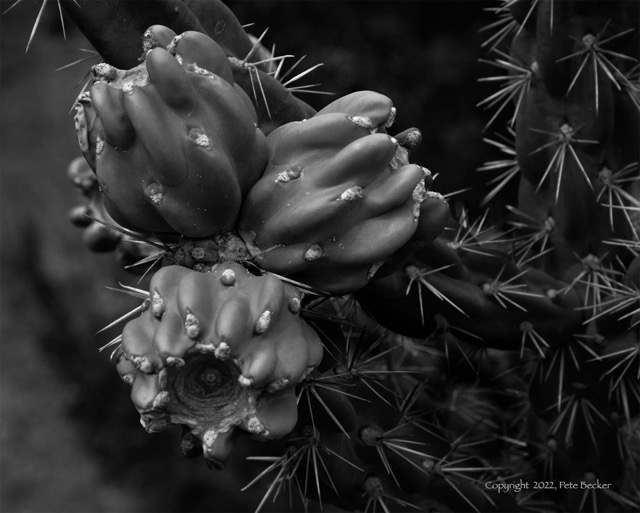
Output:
[
  {"xmin": 114, "ymin": 262, "xmax": 322, "ymax": 467},
  {"xmin": 17, "ymin": 0, "xmax": 640, "ymax": 511}
]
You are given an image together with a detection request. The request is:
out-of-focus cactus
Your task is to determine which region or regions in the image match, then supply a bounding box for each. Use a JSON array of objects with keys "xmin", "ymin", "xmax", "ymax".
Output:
[{"xmin": 18, "ymin": 0, "xmax": 639, "ymax": 511}]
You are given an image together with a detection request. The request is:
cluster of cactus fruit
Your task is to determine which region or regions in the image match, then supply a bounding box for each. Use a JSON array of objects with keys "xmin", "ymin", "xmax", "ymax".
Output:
[{"xmin": 30, "ymin": 0, "xmax": 639, "ymax": 510}]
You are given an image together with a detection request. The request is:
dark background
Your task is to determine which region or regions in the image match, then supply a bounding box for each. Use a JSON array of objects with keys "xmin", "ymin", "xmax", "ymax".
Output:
[{"xmin": 0, "ymin": 1, "xmax": 502, "ymax": 511}]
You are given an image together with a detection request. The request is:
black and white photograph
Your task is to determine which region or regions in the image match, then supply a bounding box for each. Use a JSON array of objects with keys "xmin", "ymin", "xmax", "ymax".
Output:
[{"xmin": 1, "ymin": 1, "xmax": 639, "ymax": 512}]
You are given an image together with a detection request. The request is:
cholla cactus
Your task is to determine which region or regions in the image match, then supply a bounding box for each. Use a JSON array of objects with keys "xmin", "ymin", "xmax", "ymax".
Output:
[{"xmin": 15, "ymin": 0, "xmax": 640, "ymax": 511}]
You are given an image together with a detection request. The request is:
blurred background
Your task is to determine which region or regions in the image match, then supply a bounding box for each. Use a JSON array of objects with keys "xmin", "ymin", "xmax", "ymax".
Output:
[{"xmin": 1, "ymin": 1, "xmax": 503, "ymax": 511}]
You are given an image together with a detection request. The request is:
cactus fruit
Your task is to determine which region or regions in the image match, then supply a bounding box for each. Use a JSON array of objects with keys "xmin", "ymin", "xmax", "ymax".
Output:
[
  {"xmin": 238, "ymin": 91, "xmax": 450, "ymax": 294},
  {"xmin": 74, "ymin": 27, "xmax": 269, "ymax": 238},
  {"xmin": 114, "ymin": 262, "xmax": 322, "ymax": 466}
]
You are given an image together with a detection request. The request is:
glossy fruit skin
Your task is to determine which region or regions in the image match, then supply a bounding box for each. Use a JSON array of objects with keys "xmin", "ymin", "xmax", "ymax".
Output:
[
  {"xmin": 74, "ymin": 27, "xmax": 269, "ymax": 238},
  {"xmin": 115, "ymin": 262, "xmax": 323, "ymax": 466},
  {"xmin": 238, "ymin": 91, "xmax": 449, "ymax": 294}
]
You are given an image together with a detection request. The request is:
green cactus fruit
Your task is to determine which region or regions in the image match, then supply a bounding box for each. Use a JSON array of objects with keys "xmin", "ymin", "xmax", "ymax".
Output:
[
  {"xmin": 115, "ymin": 262, "xmax": 323, "ymax": 466},
  {"xmin": 73, "ymin": 27, "xmax": 269, "ymax": 239},
  {"xmin": 238, "ymin": 91, "xmax": 449, "ymax": 294}
]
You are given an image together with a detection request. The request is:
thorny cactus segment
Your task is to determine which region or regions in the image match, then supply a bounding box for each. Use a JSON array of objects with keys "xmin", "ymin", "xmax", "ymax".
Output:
[
  {"xmin": 115, "ymin": 263, "xmax": 323, "ymax": 465},
  {"xmin": 509, "ymin": 0, "xmax": 640, "ymax": 278},
  {"xmin": 73, "ymin": 27, "xmax": 269, "ymax": 238},
  {"xmin": 358, "ymin": 237, "xmax": 583, "ymax": 350},
  {"xmin": 238, "ymin": 91, "xmax": 449, "ymax": 294},
  {"xmin": 59, "ymin": 0, "xmax": 259, "ymax": 69}
]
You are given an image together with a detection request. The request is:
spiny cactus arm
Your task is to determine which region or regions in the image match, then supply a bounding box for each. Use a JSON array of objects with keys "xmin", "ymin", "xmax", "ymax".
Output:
[
  {"xmin": 60, "ymin": 0, "xmax": 204, "ymax": 68},
  {"xmin": 59, "ymin": 0, "xmax": 256, "ymax": 68},
  {"xmin": 357, "ymin": 224, "xmax": 584, "ymax": 351},
  {"xmin": 509, "ymin": 0, "xmax": 640, "ymax": 283}
]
